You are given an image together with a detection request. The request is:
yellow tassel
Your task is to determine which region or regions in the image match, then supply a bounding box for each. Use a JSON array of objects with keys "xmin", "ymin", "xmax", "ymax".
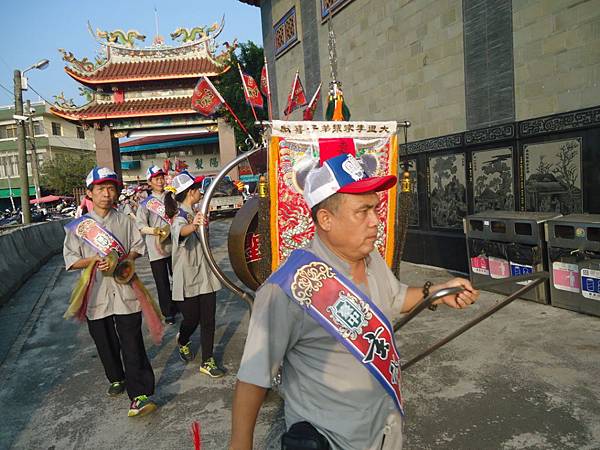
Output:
[{"xmin": 64, "ymin": 260, "xmax": 97, "ymax": 320}]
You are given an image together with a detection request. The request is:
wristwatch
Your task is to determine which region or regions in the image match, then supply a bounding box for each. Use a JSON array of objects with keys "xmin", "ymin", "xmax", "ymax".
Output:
[{"xmin": 423, "ymin": 281, "xmax": 437, "ymax": 311}]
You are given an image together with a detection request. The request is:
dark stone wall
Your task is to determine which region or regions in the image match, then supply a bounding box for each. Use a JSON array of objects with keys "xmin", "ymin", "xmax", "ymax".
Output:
[
  {"xmin": 260, "ymin": 0, "xmax": 279, "ymax": 118},
  {"xmin": 463, "ymin": 0, "xmax": 515, "ymax": 129},
  {"xmin": 300, "ymin": 0, "xmax": 323, "ymax": 120}
]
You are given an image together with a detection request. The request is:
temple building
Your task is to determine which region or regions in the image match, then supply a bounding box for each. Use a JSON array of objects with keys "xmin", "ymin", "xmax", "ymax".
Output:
[
  {"xmin": 51, "ymin": 21, "xmax": 239, "ymax": 181},
  {"xmin": 240, "ymin": 0, "xmax": 600, "ymax": 272}
]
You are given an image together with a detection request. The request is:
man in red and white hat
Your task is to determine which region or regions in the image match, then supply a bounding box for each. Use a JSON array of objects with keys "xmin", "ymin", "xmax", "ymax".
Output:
[
  {"xmin": 64, "ymin": 167, "xmax": 158, "ymax": 417},
  {"xmin": 230, "ymin": 140, "xmax": 480, "ymax": 450}
]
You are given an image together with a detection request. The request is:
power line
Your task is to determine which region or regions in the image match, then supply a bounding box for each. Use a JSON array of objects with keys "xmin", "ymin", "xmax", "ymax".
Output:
[
  {"xmin": 27, "ymin": 83, "xmax": 56, "ymax": 106},
  {"xmin": 0, "ymin": 55, "xmax": 11, "ymax": 72},
  {"xmin": 27, "ymin": 83, "xmax": 86, "ymax": 151},
  {"xmin": 0, "ymin": 81, "xmax": 13, "ymax": 99}
]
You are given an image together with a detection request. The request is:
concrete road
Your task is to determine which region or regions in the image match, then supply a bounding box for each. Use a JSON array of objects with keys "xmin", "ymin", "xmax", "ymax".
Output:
[{"xmin": 0, "ymin": 218, "xmax": 599, "ymax": 449}]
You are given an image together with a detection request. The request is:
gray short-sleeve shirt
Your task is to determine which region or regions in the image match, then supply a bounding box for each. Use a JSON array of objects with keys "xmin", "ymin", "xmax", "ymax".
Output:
[
  {"xmin": 237, "ymin": 235, "xmax": 407, "ymax": 450},
  {"xmin": 63, "ymin": 209, "xmax": 146, "ymax": 321},
  {"xmin": 135, "ymin": 192, "xmax": 172, "ymax": 262},
  {"xmin": 170, "ymin": 204, "xmax": 222, "ymax": 301}
]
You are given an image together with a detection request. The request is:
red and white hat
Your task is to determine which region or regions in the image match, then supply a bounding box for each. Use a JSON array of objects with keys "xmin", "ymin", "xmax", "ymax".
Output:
[
  {"xmin": 86, "ymin": 166, "xmax": 123, "ymax": 189},
  {"xmin": 169, "ymin": 171, "xmax": 205, "ymax": 195},
  {"xmin": 146, "ymin": 165, "xmax": 166, "ymax": 181},
  {"xmin": 303, "ymin": 138, "xmax": 397, "ymax": 208}
]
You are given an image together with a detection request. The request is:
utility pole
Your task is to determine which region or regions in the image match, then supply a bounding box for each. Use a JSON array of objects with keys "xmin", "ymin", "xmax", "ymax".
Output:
[
  {"xmin": 26, "ymin": 100, "xmax": 41, "ymax": 202},
  {"xmin": 14, "ymin": 69, "xmax": 31, "ymax": 224}
]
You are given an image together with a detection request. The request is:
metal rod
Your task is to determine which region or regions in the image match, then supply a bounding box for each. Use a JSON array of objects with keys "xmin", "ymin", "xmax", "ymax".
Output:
[
  {"xmin": 393, "ymin": 271, "xmax": 548, "ymax": 332},
  {"xmin": 394, "ymin": 287, "xmax": 463, "ymax": 332},
  {"xmin": 197, "ymin": 144, "xmax": 264, "ymax": 309},
  {"xmin": 401, "ymin": 275, "xmax": 548, "ymax": 371}
]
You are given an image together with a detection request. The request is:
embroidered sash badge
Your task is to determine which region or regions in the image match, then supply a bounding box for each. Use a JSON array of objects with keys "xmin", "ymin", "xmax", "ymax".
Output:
[{"xmin": 271, "ymin": 249, "xmax": 404, "ymax": 415}]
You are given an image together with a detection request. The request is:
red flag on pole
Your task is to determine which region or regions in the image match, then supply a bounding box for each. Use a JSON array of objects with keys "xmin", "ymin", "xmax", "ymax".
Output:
[
  {"xmin": 261, "ymin": 58, "xmax": 273, "ymax": 121},
  {"xmin": 191, "ymin": 76, "xmax": 225, "ymax": 116},
  {"xmin": 260, "ymin": 65, "xmax": 269, "ymax": 97},
  {"xmin": 240, "ymin": 70, "xmax": 264, "ymax": 109},
  {"xmin": 192, "ymin": 76, "xmax": 251, "ymax": 136},
  {"xmin": 284, "ymin": 71, "xmax": 308, "ymax": 117},
  {"xmin": 303, "ymin": 82, "xmax": 322, "ymax": 121}
]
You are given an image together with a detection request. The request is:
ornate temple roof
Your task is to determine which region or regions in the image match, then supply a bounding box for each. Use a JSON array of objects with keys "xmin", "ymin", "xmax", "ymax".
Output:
[
  {"xmin": 64, "ymin": 55, "xmax": 224, "ymax": 84},
  {"xmin": 51, "ymin": 96, "xmax": 196, "ymax": 121},
  {"xmin": 237, "ymin": 0, "xmax": 260, "ymax": 5},
  {"xmin": 51, "ymin": 20, "xmax": 237, "ymax": 124}
]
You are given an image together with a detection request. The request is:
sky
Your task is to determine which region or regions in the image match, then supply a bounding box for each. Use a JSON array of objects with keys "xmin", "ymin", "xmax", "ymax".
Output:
[{"xmin": 0, "ymin": 0, "xmax": 262, "ymax": 107}]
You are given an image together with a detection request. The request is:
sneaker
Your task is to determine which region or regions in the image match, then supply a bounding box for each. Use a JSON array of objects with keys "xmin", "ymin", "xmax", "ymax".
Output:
[
  {"xmin": 107, "ymin": 380, "xmax": 125, "ymax": 396},
  {"xmin": 199, "ymin": 357, "xmax": 225, "ymax": 378},
  {"xmin": 127, "ymin": 395, "xmax": 157, "ymax": 417},
  {"xmin": 179, "ymin": 341, "xmax": 194, "ymax": 362},
  {"xmin": 165, "ymin": 315, "xmax": 176, "ymax": 325}
]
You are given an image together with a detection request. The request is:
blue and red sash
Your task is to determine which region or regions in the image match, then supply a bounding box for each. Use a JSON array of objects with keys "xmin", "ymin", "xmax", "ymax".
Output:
[
  {"xmin": 64, "ymin": 214, "xmax": 165, "ymax": 344},
  {"xmin": 269, "ymin": 249, "xmax": 404, "ymax": 415},
  {"xmin": 65, "ymin": 214, "xmax": 127, "ymax": 259},
  {"xmin": 141, "ymin": 196, "xmax": 172, "ymax": 225}
]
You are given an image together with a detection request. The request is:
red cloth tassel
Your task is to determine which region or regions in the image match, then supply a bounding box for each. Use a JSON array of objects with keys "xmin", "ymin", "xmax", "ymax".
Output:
[
  {"xmin": 190, "ymin": 421, "xmax": 201, "ymax": 450},
  {"xmin": 131, "ymin": 276, "xmax": 165, "ymax": 345}
]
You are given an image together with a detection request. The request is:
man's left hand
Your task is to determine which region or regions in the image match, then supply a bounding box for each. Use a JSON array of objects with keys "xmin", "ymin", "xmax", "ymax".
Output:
[{"xmin": 433, "ymin": 278, "xmax": 479, "ymax": 309}]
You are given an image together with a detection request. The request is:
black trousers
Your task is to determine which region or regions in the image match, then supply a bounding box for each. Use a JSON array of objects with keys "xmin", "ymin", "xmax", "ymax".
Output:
[
  {"xmin": 87, "ymin": 312, "xmax": 155, "ymax": 400},
  {"xmin": 150, "ymin": 257, "xmax": 176, "ymax": 318},
  {"xmin": 176, "ymin": 292, "xmax": 216, "ymax": 363}
]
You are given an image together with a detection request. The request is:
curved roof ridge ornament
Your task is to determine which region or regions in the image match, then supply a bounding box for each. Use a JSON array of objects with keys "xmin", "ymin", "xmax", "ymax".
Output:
[{"xmin": 169, "ymin": 15, "xmax": 225, "ymax": 44}]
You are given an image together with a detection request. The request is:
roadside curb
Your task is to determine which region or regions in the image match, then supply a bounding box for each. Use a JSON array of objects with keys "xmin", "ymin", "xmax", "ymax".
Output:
[{"xmin": 0, "ymin": 262, "xmax": 63, "ymax": 381}]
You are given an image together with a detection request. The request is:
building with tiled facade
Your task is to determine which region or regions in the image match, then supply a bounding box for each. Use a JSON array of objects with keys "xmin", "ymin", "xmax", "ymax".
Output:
[{"xmin": 240, "ymin": 0, "xmax": 600, "ymax": 271}]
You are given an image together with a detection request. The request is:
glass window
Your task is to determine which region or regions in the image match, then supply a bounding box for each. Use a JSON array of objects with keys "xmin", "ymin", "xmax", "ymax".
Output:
[
  {"xmin": 77, "ymin": 126, "xmax": 85, "ymax": 139},
  {"xmin": 51, "ymin": 122, "xmax": 62, "ymax": 136},
  {"xmin": 6, "ymin": 125, "xmax": 17, "ymax": 138},
  {"xmin": 33, "ymin": 121, "xmax": 44, "ymax": 135}
]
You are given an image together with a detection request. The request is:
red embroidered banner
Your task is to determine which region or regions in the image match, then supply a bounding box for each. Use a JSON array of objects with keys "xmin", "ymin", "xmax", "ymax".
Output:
[{"xmin": 269, "ymin": 120, "xmax": 398, "ymax": 269}]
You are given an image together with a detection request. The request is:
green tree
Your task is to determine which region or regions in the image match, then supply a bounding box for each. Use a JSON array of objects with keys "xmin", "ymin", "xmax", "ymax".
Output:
[
  {"xmin": 41, "ymin": 153, "xmax": 95, "ymax": 195},
  {"xmin": 215, "ymin": 41, "xmax": 267, "ymax": 150}
]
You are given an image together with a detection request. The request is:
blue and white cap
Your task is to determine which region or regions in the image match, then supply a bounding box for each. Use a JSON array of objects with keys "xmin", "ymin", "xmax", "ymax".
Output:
[
  {"xmin": 169, "ymin": 171, "xmax": 204, "ymax": 195},
  {"xmin": 303, "ymin": 153, "xmax": 396, "ymax": 209},
  {"xmin": 146, "ymin": 165, "xmax": 165, "ymax": 181},
  {"xmin": 86, "ymin": 166, "xmax": 122, "ymax": 189}
]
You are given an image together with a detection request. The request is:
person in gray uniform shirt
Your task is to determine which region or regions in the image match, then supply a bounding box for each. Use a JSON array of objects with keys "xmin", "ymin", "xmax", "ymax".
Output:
[
  {"xmin": 230, "ymin": 147, "xmax": 479, "ymax": 450},
  {"xmin": 136, "ymin": 165, "xmax": 177, "ymax": 324},
  {"xmin": 164, "ymin": 171, "xmax": 226, "ymax": 378},
  {"xmin": 63, "ymin": 167, "xmax": 157, "ymax": 418}
]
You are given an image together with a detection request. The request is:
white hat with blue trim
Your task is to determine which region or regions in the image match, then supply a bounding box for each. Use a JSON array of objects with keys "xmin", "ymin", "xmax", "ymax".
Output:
[
  {"xmin": 146, "ymin": 165, "xmax": 166, "ymax": 181},
  {"xmin": 169, "ymin": 171, "xmax": 205, "ymax": 195},
  {"xmin": 86, "ymin": 166, "xmax": 122, "ymax": 189},
  {"xmin": 303, "ymin": 139, "xmax": 396, "ymax": 209}
]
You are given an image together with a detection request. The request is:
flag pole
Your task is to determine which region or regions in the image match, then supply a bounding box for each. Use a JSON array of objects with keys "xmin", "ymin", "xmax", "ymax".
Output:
[
  {"xmin": 238, "ymin": 63, "xmax": 259, "ymax": 123},
  {"xmin": 264, "ymin": 56, "xmax": 273, "ymax": 122},
  {"xmin": 305, "ymin": 82, "xmax": 322, "ymax": 118},
  {"xmin": 203, "ymin": 76, "xmax": 251, "ymax": 137},
  {"xmin": 285, "ymin": 70, "xmax": 299, "ymax": 121}
]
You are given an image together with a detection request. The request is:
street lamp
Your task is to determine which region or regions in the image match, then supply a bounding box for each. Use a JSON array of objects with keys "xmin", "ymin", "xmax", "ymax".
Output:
[{"xmin": 14, "ymin": 58, "xmax": 49, "ymax": 224}]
